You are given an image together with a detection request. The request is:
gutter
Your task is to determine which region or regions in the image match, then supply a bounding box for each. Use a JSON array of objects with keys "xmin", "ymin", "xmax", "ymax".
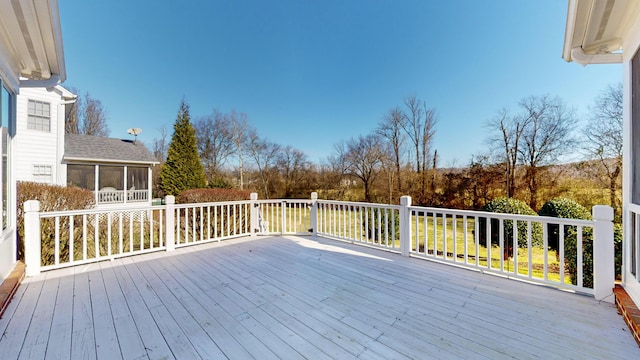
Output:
[
  {"xmin": 563, "ymin": 0, "xmax": 579, "ymax": 62},
  {"xmin": 63, "ymin": 157, "xmax": 160, "ymax": 166},
  {"xmin": 19, "ymin": 74, "xmax": 62, "ymax": 88},
  {"xmin": 570, "ymin": 47, "xmax": 622, "ymax": 66}
]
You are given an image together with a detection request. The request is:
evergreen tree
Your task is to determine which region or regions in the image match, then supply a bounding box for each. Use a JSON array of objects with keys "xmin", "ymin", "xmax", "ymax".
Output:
[{"xmin": 160, "ymin": 99, "xmax": 206, "ymax": 195}]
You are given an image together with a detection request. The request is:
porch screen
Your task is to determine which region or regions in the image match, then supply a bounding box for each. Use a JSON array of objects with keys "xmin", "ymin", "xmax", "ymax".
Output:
[
  {"xmin": 99, "ymin": 166, "xmax": 124, "ymax": 190},
  {"xmin": 127, "ymin": 167, "xmax": 147, "ymax": 190},
  {"xmin": 67, "ymin": 164, "xmax": 95, "ymax": 190}
]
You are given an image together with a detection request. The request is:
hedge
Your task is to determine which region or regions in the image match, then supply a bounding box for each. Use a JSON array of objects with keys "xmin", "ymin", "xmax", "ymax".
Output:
[
  {"xmin": 479, "ymin": 198, "xmax": 543, "ymax": 257},
  {"xmin": 539, "ymin": 198, "xmax": 622, "ymax": 287},
  {"xmin": 538, "ymin": 197, "xmax": 591, "ymax": 254},
  {"xmin": 16, "ymin": 182, "xmax": 95, "ymax": 261},
  {"xmin": 175, "ymin": 188, "xmax": 251, "ymax": 204},
  {"xmin": 363, "ymin": 207, "xmax": 399, "ymax": 244}
]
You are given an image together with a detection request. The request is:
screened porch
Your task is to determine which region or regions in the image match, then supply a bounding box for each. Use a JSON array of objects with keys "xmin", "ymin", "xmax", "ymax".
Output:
[{"xmin": 66, "ymin": 164, "xmax": 152, "ymax": 205}]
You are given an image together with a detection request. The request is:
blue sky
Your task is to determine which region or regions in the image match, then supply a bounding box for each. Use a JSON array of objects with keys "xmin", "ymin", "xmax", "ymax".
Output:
[{"xmin": 59, "ymin": 0, "xmax": 622, "ymax": 167}]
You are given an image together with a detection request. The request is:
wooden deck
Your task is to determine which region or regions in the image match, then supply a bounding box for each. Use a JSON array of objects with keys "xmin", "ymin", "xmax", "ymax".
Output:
[{"xmin": 0, "ymin": 235, "xmax": 638, "ymax": 359}]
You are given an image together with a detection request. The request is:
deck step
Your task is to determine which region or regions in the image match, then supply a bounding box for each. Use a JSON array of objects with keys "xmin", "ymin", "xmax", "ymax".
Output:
[
  {"xmin": 614, "ymin": 284, "xmax": 640, "ymax": 347},
  {"xmin": 0, "ymin": 262, "xmax": 25, "ymax": 318}
]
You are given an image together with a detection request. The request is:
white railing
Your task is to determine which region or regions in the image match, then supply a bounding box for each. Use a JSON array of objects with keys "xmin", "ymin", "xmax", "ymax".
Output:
[
  {"xmin": 24, "ymin": 202, "xmax": 166, "ymax": 271},
  {"xmin": 23, "ymin": 197, "xmax": 254, "ymax": 273},
  {"xmin": 317, "ymin": 200, "xmax": 401, "ymax": 252},
  {"xmin": 22, "ymin": 192, "xmax": 615, "ymax": 302},
  {"xmin": 407, "ymin": 206, "xmax": 596, "ymax": 293},
  {"xmin": 98, "ymin": 190, "xmax": 124, "ymax": 204},
  {"xmin": 174, "ymin": 200, "xmax": 251, "ymax": 246},
  {"xmin": 127, "ymin": 189, "xmax": 148, "ymax": 202},
  {"xmin": 98, "ymin": 189, "xmax": 149, "ymax": 204},
  {"xmin": 255, "ymin": 199, "xmax": 313, "ymax": 235}
]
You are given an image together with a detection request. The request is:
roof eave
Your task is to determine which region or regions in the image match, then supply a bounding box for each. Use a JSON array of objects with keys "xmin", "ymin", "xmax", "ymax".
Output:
[
  {"xmin": 562, "ymin": 0, "xmax": 636, "ymax": 66},
  {"xmin": 0, "ymin": 0, "xmax": 66, "ymax": 92},
  {"xmin": 563, "ymin": 0, "xmax": 580, "ymax": 62},
  {"xmin": 63, "ymin": 157, "xmax": 159, "ymax": 166}
]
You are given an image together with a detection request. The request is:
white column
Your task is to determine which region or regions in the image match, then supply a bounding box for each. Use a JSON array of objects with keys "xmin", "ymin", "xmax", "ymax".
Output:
[
  {"xmin": 123, "ymin": 166, "xmax": 128, "ymax": 204},
  {"xmin": 165, "ymin": 195, "xmax": 175, "ymax": 251},
  {"xmin": 400, "ymin": 195, "xmax": 412, "ymax": 257},
  {"xmin": 94, "ymin": 165, "xmax": 99, "ymax": 204},
  {"xmin": 593, "ymin": 205, "xmax": 614, "ymax": 303},
  {"xmin": 310, "ymin": 192, "xmax": 318, "ymax": 236},
  {"xmin": 147, "ymin": 166, "xmax": 153, "ymax": 203},
  {"xmin": 24, "ymin": 200, "xmax": 41, "ymax": 276}
]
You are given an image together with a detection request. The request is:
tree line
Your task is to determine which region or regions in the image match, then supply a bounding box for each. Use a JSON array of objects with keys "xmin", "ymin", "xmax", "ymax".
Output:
[{"xmin": 154, "ymin": 84, "xmax": 622, "ymax": 217}]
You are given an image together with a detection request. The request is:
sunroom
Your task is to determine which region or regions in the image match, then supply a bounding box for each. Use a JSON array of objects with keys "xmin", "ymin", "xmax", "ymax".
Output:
[{"xmin": 64, "ymin": 134, "xmax": 158, "ymax": 206}]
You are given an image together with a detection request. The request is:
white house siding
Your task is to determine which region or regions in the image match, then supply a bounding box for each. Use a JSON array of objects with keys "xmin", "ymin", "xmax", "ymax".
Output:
[
  {"xmin": 13, "ymin": 87, "xmax": 67, "ymax": 186},
  {"xmin": 0, "ymin": 231, "xmax": 15, "ymax": 280}
]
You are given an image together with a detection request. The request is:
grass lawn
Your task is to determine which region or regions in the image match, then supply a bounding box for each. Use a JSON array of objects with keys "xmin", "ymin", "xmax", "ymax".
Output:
[{"xmin": 317, "ymin": 206, "xmax": 568, "ymax": 283}]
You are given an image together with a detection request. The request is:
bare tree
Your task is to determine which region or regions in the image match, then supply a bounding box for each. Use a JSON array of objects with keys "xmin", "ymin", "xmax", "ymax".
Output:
[
  {"xmin": 345, "ymin": 133, "xmax": 387, "ymax": 202},
  {"xmin": 400, "ymin": 95, "xmax": 437, "ymax": 203},
  {"xmin": 65, "ymin": 90, "xmax": 110, "ymax": 137},
  {"xmin": 518, "ymin": 95, "xmax": 575, "ymax": 210},
  {"xmin": 151, "ymin": 125, "xmax": 169, "ymax": 162},
  {"xmin": 583, "ymin": 83, "xmax": 623, "ymax": 211},
  {"xmin": 276, "ymin": 146, "xmax": 309, "ymax": 198},
  {"xmin": 81, "ymin": 93, "xmax": 110, "ymax": 136},
  {"xmin": 195, "ymin": 110, "xmax": 234, "ymax": 182},
  {"xmin": 487, "ymin": 108, "xmax": 527, "ymax": 198},
  {"xmin": 229, "ymin": 111, "xmax": 251, "ymax": 190},
  {"xmin": 65, "ymin": 87, "xmax": 81, "ymax": 134},
  {"xmin": 376, "ymin": 107, "xmax": 405, "ymax": 196},
  {"xmin": 247, "ymin": 130, "xmax": 280, "ymax": 198},
  {"xmin": 321, "ymin": 140, "xmax": 351, "ymax": 199}
]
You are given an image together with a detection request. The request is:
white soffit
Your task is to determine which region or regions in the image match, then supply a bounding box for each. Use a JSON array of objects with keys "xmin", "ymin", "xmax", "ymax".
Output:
[
  {"xmin": 563, "ymin": 0, "xmax": 640, "ymax": 64},
  {"xmin": 0, "ymin": 0, "xmax": 66, "ymax": 91}
]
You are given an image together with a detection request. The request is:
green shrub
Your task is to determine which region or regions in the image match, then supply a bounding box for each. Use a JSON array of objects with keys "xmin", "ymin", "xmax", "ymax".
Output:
[
  {"xmin": 479, "ymin": 198, "xmax": 543, "ymax": 256},
  {"xmin": 613, "ymin": 224, "xmax": 622, "ymax": 281},
  {"xmin": 538, "ymin": 197, "xmax": 592, "ymax": 253},
  {"xmin": 17, "ymin": 182, "xmax": 95, "ymax": 262},
  {"xmin": 563, "ymin": 223, "xmax": 622, "ymax": 289},
  {"xmin": 208, "ymin": 177, "xmax": 234, "ymax": 189},
  {"xmin": 363, "ymin": 207, "xmax": 399, "ymax": 244},
  {"xmin": 175, "ymin": 188, "xmax": 251, "ymax": 204},
  {"xmin": 538, "ymin": 198, "xmax": 622, "ymax": 288}
]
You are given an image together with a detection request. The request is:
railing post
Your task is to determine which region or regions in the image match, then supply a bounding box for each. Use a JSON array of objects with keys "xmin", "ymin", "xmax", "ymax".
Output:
[
  {"xmin": 400, "ymin": 195, "xmax": 412, "ymax": 257},
  {"xmin": 593, "ymin": 205, "xmax": 614, "ymax": 303},
  {"xmin": 165, "ymin": 195, "xmax": 175, "ymax": 251},
  {"xmin": 24, "ymin": 200, "xmax": 41, "ymax": 277},
  {"xmin": 310, "ymin": 192, "xmax": 318, "ymax": 236},
  {"xmin": 250, "ymin": 193, "xmax": 259, "ymax": 238}
]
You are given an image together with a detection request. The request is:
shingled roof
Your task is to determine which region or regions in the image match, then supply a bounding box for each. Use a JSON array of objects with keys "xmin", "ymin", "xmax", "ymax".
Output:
[{"xmin": 64, "ymin": 134, "xmax": 158, "ymax": 164}]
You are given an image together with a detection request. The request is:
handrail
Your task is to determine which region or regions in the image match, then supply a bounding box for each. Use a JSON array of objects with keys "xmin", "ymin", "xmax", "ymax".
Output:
[{"xmin": 23, "ymin": 193, "xmax": 615, "ymax": 302}]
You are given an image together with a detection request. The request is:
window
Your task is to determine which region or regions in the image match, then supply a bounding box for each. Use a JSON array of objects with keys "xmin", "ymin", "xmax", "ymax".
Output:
[
  {"xmin": 1, "ymin": 83, "xmax": 12, "ymax": 230},
  {"xmin": 128, "ymin": 167, "xmax": 148, "ymax": 190},
  {"xmin": 32, "ymin": 165, "xmax": 52, "ymax": 183},
  {"xmin": 67, "ymin": 164, "xmax": 95, "ymax": 190},
  {"xmin": 27, "ymin": 100, "xmax": 50, "ymax": 132},
  {"xmin": 99, "ymin": 166, "xmax": 123, "ymax": 190}
]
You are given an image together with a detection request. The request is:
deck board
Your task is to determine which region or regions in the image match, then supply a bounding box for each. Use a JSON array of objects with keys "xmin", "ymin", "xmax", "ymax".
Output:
[
  {"xmin": 1, "ymin": 235, "xmax": 639, "ymax": 359},
  {"xmin": 0, "ymin": 275, "xmax": 45, "ymax": 359},
  {"xmin": 44, "ymin": 267, "xmax": 75, "ymax": 360},
  {"xmin": 70, "ymin": 267, "xmax": 96, "ymax": 360}
]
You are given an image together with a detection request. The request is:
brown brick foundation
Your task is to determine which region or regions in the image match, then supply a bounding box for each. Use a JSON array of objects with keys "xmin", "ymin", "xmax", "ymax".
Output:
[
  {"xmin": 614, "ymin": 284, "xmax": 640, "ymax": 347},
  {"xmin": 0, "ymin": 261, "xmax": 25, "ymax": 319}
]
